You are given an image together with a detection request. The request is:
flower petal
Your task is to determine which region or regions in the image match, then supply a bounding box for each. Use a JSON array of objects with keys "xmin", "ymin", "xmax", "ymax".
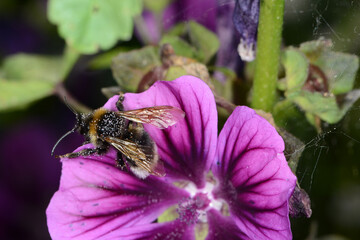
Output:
[
  {"xmin": 106, "ymin": 76, "xmax": 218, "ymax": 188},
  {"xmin": 206, "ymin": 209, "xmax": 248, "ymax": 240},
  {"xmin": 103, "ymin": 220, "xmax": 195, "ymax": 240},
  {"xmin": 214, "ymin": 106, "xmax": 284, "ymax": 177},
  {"xmin": 164, "ymin": 0, "xmax": 216, "ymax": 31},
  {"xmin": 213, "ymin": 106, "xmax": 296, "ymax": 240},
  {"xmin": 47, "ymin": 146, "xmax": 189, "ymax": 240}
]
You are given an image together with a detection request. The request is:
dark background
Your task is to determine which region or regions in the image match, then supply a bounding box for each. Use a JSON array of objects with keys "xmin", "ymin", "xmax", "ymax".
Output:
[{"xmin": 0, "ymin": 0, "xmax": 359, "ymax": 239}]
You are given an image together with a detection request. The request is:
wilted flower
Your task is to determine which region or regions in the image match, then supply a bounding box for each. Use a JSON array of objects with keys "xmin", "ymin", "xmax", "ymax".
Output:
[
  {"xmin": 232, "ymin": 0, "xmax": 259, "ymax": 61},
  {"xmin": 47, "ymin": 76, "xmax": 296, "ymax": 239}
]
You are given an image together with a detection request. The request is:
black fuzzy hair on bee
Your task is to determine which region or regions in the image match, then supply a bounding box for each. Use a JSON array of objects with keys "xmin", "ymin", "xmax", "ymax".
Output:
[{"xmin": 52, "ymin": 95, "xmax": 185, "ymax": 179}]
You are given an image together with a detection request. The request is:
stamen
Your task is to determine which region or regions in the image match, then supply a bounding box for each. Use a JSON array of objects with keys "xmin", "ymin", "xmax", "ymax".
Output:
[{"xmin": 176, "ymin": 182, "xmax": 225, "ymax": 224}]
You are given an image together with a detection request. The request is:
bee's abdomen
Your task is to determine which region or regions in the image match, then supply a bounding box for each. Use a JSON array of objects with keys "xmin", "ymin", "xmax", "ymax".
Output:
[{"xmin": 97, "ymin": 111, "xmax": 125, "ymax": 138}]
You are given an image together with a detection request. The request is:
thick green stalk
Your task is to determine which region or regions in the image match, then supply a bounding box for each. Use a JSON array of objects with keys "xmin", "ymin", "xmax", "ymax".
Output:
[{"xmin": 251, "ymin": 0, "xmax": 285, "ymax": 111}]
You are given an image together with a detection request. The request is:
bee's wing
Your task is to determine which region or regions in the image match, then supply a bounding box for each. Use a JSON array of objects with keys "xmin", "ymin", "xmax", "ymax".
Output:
[
  {"xmin": 104, "ymin": 136, "xmax": 165, "ymax": 178},
  {"xmin": 116, "ymin": 106, "xmax": 185, "ymax": 129}
]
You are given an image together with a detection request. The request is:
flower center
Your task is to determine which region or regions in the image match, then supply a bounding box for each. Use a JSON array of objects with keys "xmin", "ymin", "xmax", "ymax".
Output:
[{"xmin": 176, "ymin": 182, "xmax": 224, "ymax": 224}]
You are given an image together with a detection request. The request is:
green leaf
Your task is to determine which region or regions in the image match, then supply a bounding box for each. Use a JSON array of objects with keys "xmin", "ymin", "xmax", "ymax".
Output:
[
  {"xmin": 281, "ymin": 39, "xmax": 360, "ymax": 125},
  {"xmin": 165, "ymin": 62, "xmax": 211, "ymax": 85},
  {"xmin": 304, "ymin": 112, "xmax": 318, "ymax": 130},
  {"xmin": 1, "ymin": 54, "xmax": 63, "ymax": 83},
  {"xmin": 160, "ymin": 21, "xmax": 219, "ymax": 63},
  {"xmin": 338, "ymin": 89, "xmax": 360, "ymax": 118},
  {"xmin": 143, "ymin": 0, "xmax": 171, "ymax": 12},
  {"xmin": 211, "ymin": 67, "xmax": 237, "ymax": 101},
  {"xmin": 164, "ymin": 66, "xmax": 188, "ymax": 81},
  {"xmin": 273, "ymin": 100, "xmax": 316, "ymax": 140},
  {"xmin": 316, "ymin": 51, "xmax": 358, "ymax": 95},
  {"xmin": 89, "ymin": 46, "xmax": 134, "ymax": 69},
  {"xmin": 0, "ymin": 79, "xmax": 53, "ymax": 111},
  {"xmin": 160, "ymin": 35, "xmax": 197, "ymax": 59},
  {"xmin": 288, "ymin": 91, "xmax": 339, "ymax": 122},
  {"xmin": 288, "ymin": 90, "xmax": 360, "ymax": 124},
  {"xmin": 299, "ymin": 38, "xmax": 359, "ymax": 95},
  {"xmin": 299, "ymin": 38, "xmax": 332, "ymax": 61},
  {"xmin": 61, "ymin": 46, "xmax": 80, "ymax": 79},
  {"xmin": 48, "ymin": 0, "xmax": 142, "ymax": 54},
  {"xmin": 111, "ymin": 46, "xmax": 160, "ymax": 92},
  {"xmin": 281, "ymin": 49, "xmax": 308, "ymax": 91},
  {"xmin": 0, "ymin": 53, "xmax": 66, "ymax": 111},
  {"xmin": 188, "ymin": 21, "xmax": 219, "ymax": 63}
]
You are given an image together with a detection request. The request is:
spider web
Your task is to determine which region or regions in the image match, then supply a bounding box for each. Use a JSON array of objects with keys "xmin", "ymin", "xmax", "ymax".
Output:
[{"xmin": 163, "ymin": 1, "xmax": 360, "ymax": 238}]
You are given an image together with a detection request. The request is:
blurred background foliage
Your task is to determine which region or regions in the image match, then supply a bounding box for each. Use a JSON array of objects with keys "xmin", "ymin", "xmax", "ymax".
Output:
[{"xmin": 0, "ymin": 0, "xmax": 360, "ymax": 239}]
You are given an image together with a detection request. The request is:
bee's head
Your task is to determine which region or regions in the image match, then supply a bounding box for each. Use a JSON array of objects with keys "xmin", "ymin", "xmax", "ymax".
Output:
[
  {"xmin": 51, "ymin": 99, "xmax": 90, "ymax": 156},
  {"xmin": 75, "ymin": 112, "xmax": 90, "ymax": 136}
]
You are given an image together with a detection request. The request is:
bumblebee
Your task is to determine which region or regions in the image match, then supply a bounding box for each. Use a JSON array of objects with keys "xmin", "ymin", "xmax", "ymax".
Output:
[{"xmin": 52, "ymin": 94, "xmax": 185, "ymax": 179}]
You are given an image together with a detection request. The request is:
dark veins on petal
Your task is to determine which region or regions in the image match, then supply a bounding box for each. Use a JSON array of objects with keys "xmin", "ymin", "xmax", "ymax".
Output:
[
  {"xmin": 207, "ymin": 209, "xmax": 248, "ymax": 240},
  {"xmin": 232, "ymin": 0, "xmax": 259, "ymax": 46},
  {"xmin": 213, "ymin": 160, "xmax": 291, "ymax": 239},
  {"xmin": 238, "ymin": 202, "xmax": 290, "ymax": 239},
  {"xmin": 150, "ymin": 86, "xmax": 212, "ymax": 188},
  {"xmin": 228, "ymin": 129, "xmax": 257, "ymax": 175},
  {"xmin": 56, "ymin": 157, "xmax": 189, "ymax": 237},
  {"xmin": 234, "ymin": 152, "xmax": 279, "ymax": 190}
]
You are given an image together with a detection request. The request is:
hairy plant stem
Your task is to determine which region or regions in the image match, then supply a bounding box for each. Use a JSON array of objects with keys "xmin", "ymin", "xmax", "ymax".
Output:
[{"xmin": 251, "ymin": 0, "xmax": 285, "ymax": 112}]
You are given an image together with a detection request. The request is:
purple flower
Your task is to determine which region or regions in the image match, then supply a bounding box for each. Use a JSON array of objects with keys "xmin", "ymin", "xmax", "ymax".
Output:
[
  {"xmin": 214, "ymin": 0, "xmax": 242, "ymax": 83},
  {"xmin": 137, "ymin": 0, "xmax": 217, "ymax": 44},
  {"xmin": 46, "ymin": 76, "xmax": 296, "ymax": 239}
]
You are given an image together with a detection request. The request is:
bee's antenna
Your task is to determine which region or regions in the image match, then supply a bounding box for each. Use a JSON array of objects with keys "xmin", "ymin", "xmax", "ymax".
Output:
[
  {"xmin": 63, "ymin": 96, "xmax": 78, "ymax": 115},
  {"xmin": 51, "ymin": 127, "xmax": 76, "ymax": 156}
]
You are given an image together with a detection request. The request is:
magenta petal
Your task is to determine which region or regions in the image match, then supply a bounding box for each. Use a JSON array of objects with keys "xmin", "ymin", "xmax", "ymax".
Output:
[
  {"xmin": 206, "ymin": 209, "xmax": 247, "ymax": 240},
  {"xmin": 46, "ymin": 147, "xmax": 189, "ymax": 240},
  {"xmin": 213, "ymin": 106, "xmax": 296, "ymax": 240},
  {"xmin": 214, "ymin": 106, "xmax": 284, "ymax": 177},
  {"xmin": 103, "ymin": 220, "xmax": 195, "ymax": 240},
  {"xmin": 106, "ymin": 76, "xmax": 218, "ymax": 187},
  {"xmin": 163, "ymin": 0, "xmax": 217, "ymax": 31}
]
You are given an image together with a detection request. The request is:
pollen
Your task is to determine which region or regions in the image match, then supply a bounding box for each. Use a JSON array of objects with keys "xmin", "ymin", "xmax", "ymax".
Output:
[{"xmin": 176, "ymin": 182, "xmax": 226, "ymax": 224}]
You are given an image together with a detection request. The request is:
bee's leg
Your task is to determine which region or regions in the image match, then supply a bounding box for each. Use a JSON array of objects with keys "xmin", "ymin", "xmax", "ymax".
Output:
[
  {"xmin": 124, "ymin": 156, "xmax": 137, "ymax": 167},
  {"xmin": 115, "ymin": 152, "xmax": 138, "ymax": 170},
  {"xmin": 58, "ymin": 141, "xmax": 109, "ymax": 159},
  {"xmin": 116, "ymin": 92, "xmax": 125, "ymax": 111},
  {"xmin": 82, "ymin": 136, "xmax": 91, "ymax": 145},
  {"xmin": 115, "ymin": 152, "xmax": 126, "ymax": 170},
  {"xmin": 58, "ymin": 147, "xmax": 104, "ymax": 159}
]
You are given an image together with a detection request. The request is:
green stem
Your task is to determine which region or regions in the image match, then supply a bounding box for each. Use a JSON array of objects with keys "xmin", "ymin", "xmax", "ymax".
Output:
[
  {"xmin": 251, "ymin": 0, "xmax": 285, "ymax": 111},
  {"xmin": 61, "ymin": 46, "xmax": 80, "ymax": 80}
]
